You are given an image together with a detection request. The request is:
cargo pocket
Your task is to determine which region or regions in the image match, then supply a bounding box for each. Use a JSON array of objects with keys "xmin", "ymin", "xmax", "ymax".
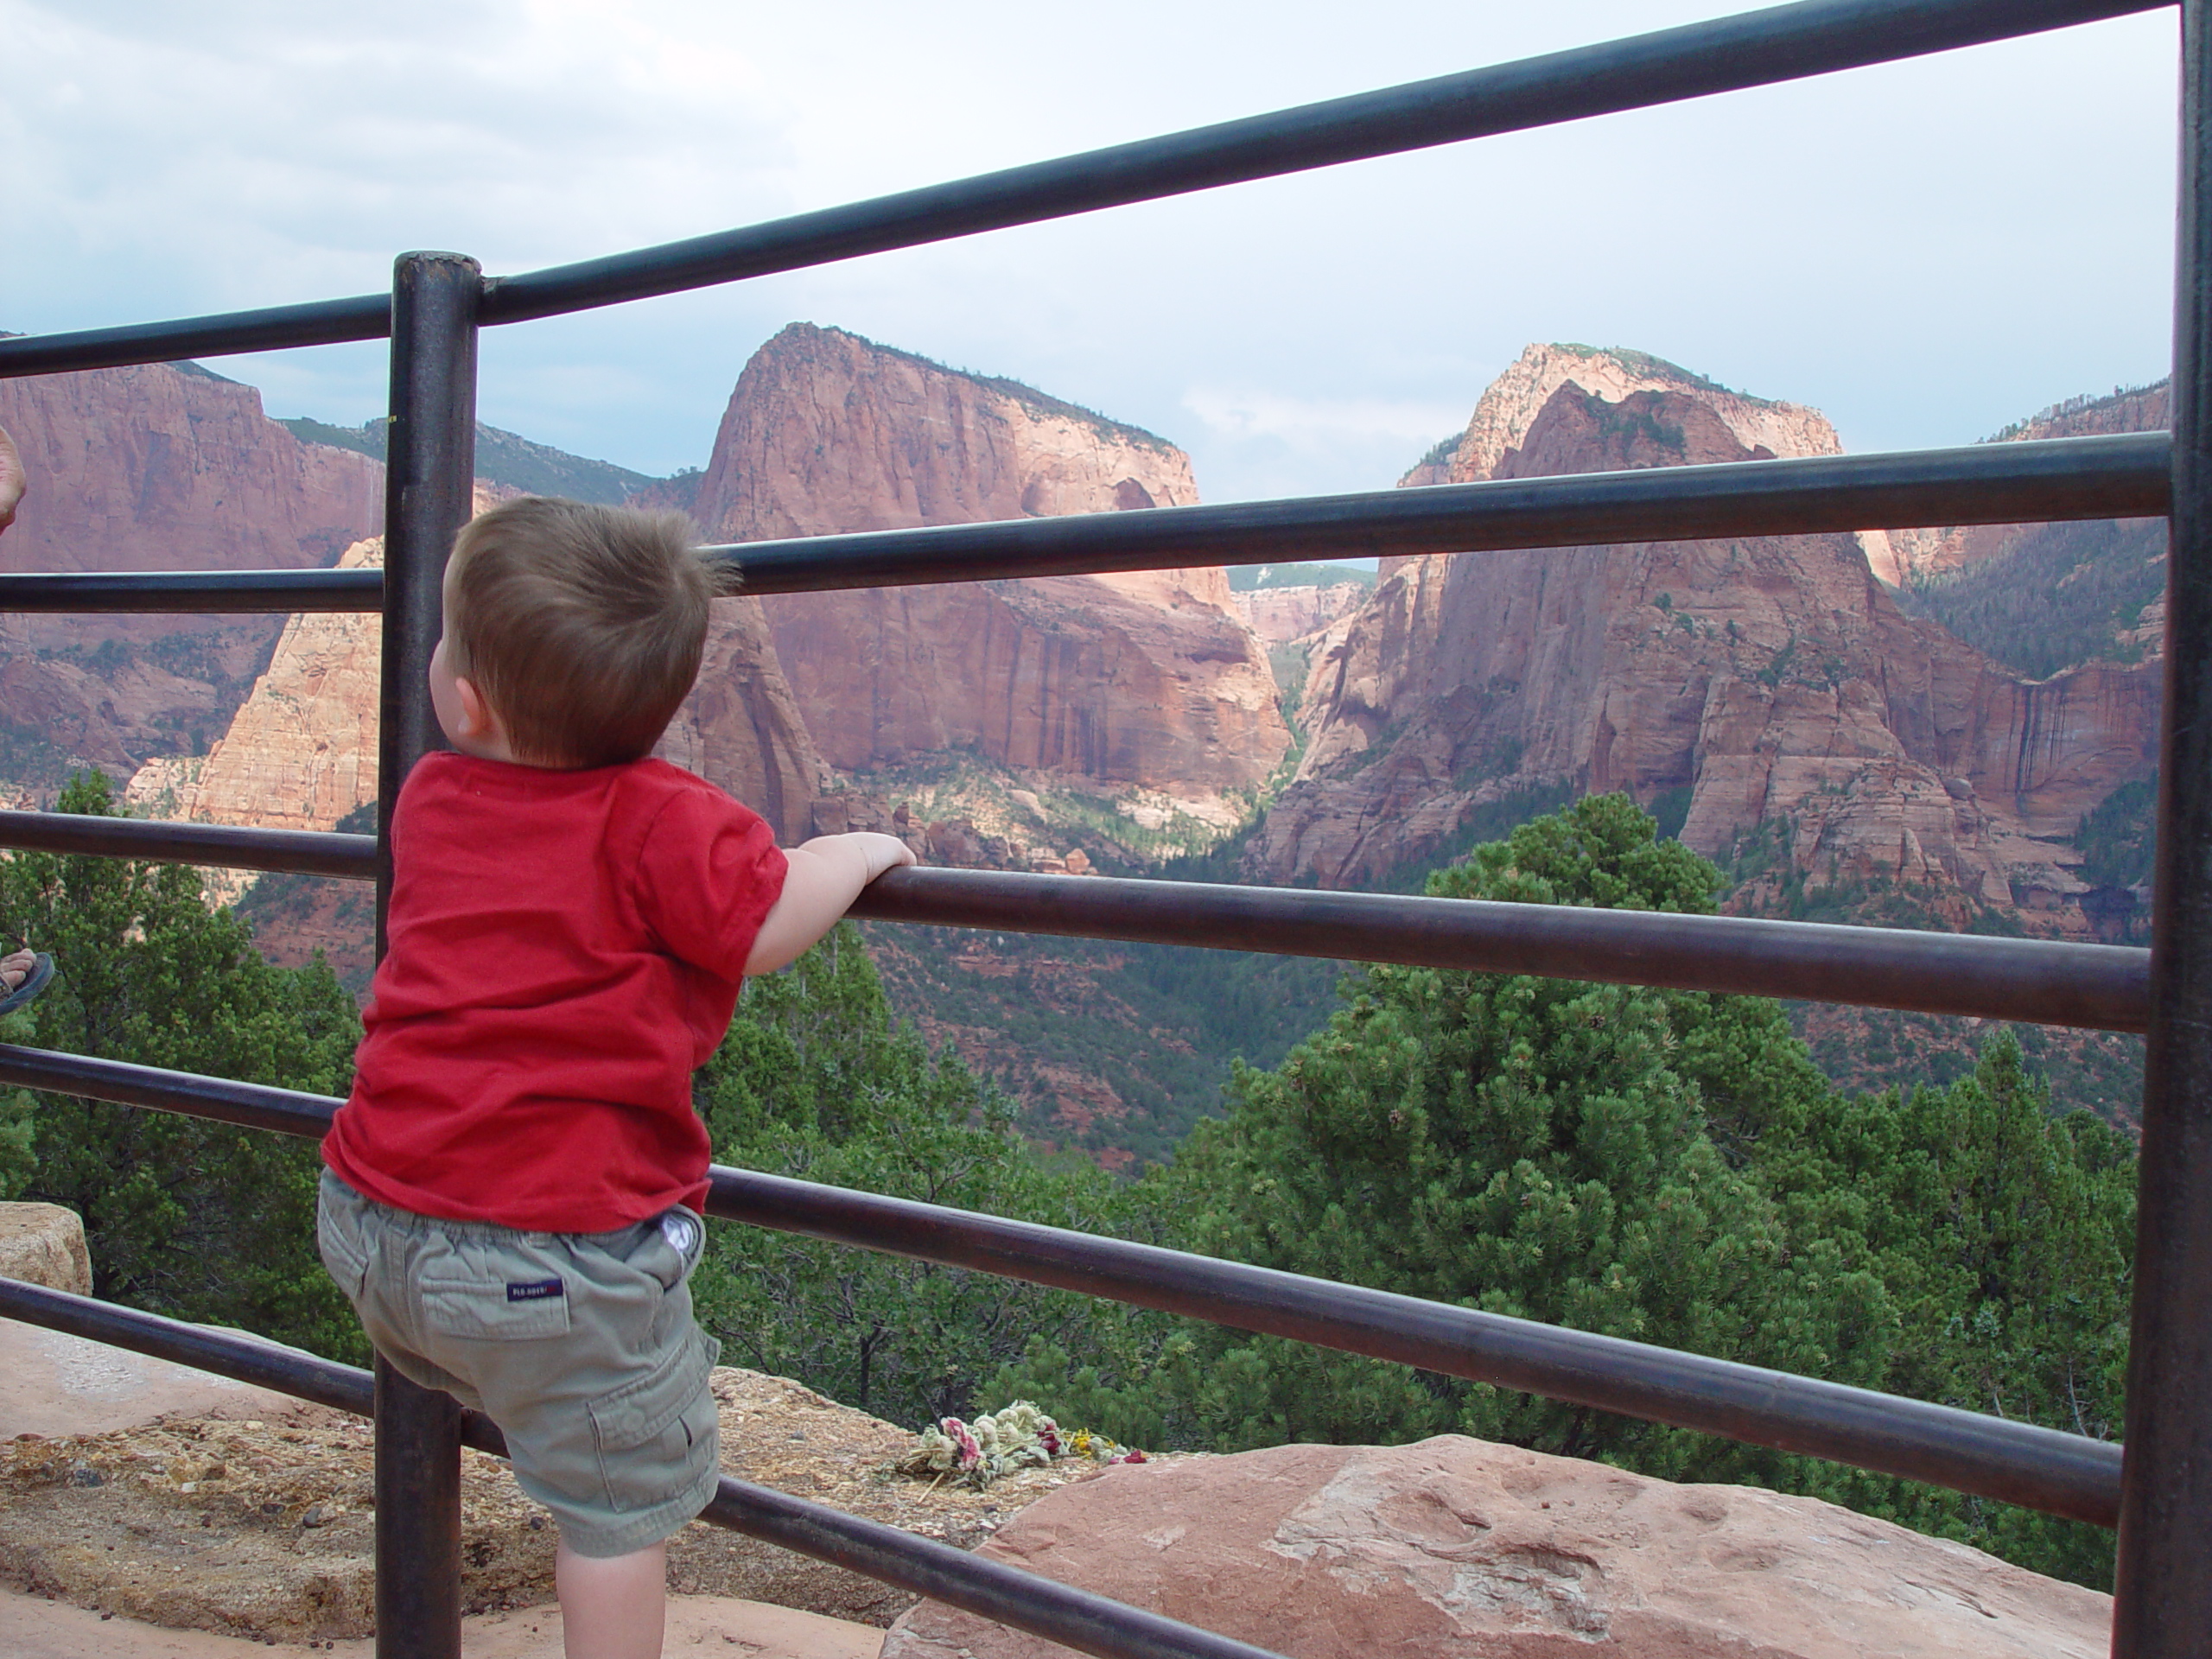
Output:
[
  {"xmin": 421, "ymin": 1264, "xmax": 573, "ymax": 1340},
  {"xmin": 587, "ymin": 1331, "xmax": 718, "ymax": 1513}
]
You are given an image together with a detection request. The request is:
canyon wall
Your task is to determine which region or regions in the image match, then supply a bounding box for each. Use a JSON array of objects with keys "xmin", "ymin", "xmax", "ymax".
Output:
[
  {"xmin": 0, "ymin": 360, "xmax": 383, "ymax": 592},
  {"xmin": 136, "ymin": 532, "xmax": 830, "ymax": 846},
  {"xmin": 1384, "ymin": 341, "xmax": 1900, "ymax": 587},
  {"xmin": 693, "ymin": 325, "xmax": 1287, "ymax": 810},
  {"xmin": 1878, "ymin": 379, "xmax": 2171, "ymax": 585},
  {"xmin": 1230, "ymin": 583, "xmax": 1370, "ymax": 649},
  {"xmin": 0, "ymin": 358, "xmax": 387, "ymax": 786},
  {"xmin": 1255, "ymin": 350, "xmax": 2158, "ymax": 931}
]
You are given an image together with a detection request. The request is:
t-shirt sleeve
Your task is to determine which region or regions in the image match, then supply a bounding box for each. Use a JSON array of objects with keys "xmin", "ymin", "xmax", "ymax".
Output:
[{"xmin": 632, "ymin": 785, "xmax": 789, "ymax": 982}]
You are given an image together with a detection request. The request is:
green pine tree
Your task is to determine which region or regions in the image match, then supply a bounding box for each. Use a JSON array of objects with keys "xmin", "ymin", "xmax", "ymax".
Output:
[
  {"xmin": 991, "ymin": 794, "xmax": 2132, "ymax": 1587},
  {"xmin": 690, "ymin": 923, "xmax": 1135, "ymax": 1428},
  {"xmin": 0, "ymin": 772, "xmax": 365, "ymax": 1361}
]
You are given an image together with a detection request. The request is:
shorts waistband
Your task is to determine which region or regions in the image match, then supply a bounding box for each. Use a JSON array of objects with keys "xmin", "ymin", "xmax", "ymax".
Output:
[{"xmin": 320, "ymin": 1168, "xmax": 654, "ymax": 1249}]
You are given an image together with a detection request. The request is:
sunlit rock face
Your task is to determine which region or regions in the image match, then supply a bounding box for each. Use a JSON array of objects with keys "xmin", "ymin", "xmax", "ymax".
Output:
[
  {"xmin": 690, "ymin": 324, "xmax": 1287, "ymax": 808},
  {"xmin": 1251, "ymin": 346, "xmax": 2157, "ymax": 931},
  {"xmin": 0, "ymin": 359, "xmax": 384, "ymax": 588}
]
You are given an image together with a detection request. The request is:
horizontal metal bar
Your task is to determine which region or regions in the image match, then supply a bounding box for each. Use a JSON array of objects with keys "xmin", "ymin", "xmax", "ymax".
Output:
[
  {"xmin": 0, "ymin": 1274, "xmax": 370, "ymax": 1415},
  {"xmin": 0, "ymin": 1045, "xmax": 2125, "ymax": 1523},
  {"xmin": 717, "ymin": 433, "xmax": 2171, "ymax": 593},
  {"xmin": 0, "ymin": 435, "xmax": 2166, "ymax": 620},
  {"xmin": 0, "ymin": 295, "xmax": 390, "ymax": 380},
  {"xmin": 849, "ymin": 868, "xmax": 2151, "ymax": 1032},
  {"xmin": 0, "ymin": 0, "xmax": 2159, "ymax": 375},
  {"xmin": 702, "ymin": 1166, "xmax": 2126, "ymax": 1528},
  {"xmin": 0, "ymin": 568, "xmax": 384, "ymax": 614},
  {"xmin": 481, "ymin": 0, "xmax": 2164, "ymax": 326},
  {"xmin": 0, "ymin": 811, "xmax": 376, "ymax": 880},
  {"xmin": 0, "ymin": 1044, "xmax": 340, "ymax": 1138},
  {"xmin": 701, "ymin": 1478, "xmax": 1294, "ymax": 1659},
  {"xmin": 0, "ymin": 815, "xmax": 2145, "ymax": 1028},
  {"xmin": 0, "ymin": 1275, "xmax": 1292, "ymax": 1659}
]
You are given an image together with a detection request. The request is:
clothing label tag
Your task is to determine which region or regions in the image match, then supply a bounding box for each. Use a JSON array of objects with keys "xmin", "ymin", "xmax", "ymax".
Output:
[
  {"xmin": 661, "ymin": 1213, "xmax": 699, "ymax": 1255},
  {"xmin": 506, "ymin": 1278, "xmax": 565, "ymax": 1302}
]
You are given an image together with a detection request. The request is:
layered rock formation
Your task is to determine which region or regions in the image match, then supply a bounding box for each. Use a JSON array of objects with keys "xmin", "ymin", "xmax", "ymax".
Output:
[
  {"xmin": 133, "ymin": 538, "xmax": 387, "ymax": 833},
  {"xmin": 0, "ymin": 359, "xmax": 384, "ymax": 631},
  {"xmin": 693, "ymin": 325, "xmax": 1287, "ymax": 816},
  {"xmin": 1878, "ymin": 380, "xmax": 2170, "ymax": 586},
  {"xmin": 884, "ymin": 1435, "xmax": 2108, "ymax": 1659},
  {"xmin": 0, "ymin": 358, "xmax": 390, "ymax": 790},
  {"xmin": 133, "ymin": 535, "xmax": 830, "ymax": 847},
  {"xmin": 1230, "ymin": 582, "xmax": 1370, "ymax": 650},
  {"xmin": 1387, "ymin": 341, "xmax": 1901, "ymax": 587},
  {"xmin": 1254, "ymin": 349, "xmax": 2158, "ymax": 929}
]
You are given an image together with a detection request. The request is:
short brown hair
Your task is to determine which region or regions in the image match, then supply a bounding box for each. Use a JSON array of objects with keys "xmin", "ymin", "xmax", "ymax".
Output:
[{"xmin": 444, "ymin": 497, "xmax": 727, "ymax": 768}]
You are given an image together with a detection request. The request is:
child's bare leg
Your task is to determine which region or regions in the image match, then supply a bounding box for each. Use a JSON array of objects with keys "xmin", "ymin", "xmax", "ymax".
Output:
[{"xmin": 556, "ymin": 1536, "xmax": 666, "ymax": 1659}]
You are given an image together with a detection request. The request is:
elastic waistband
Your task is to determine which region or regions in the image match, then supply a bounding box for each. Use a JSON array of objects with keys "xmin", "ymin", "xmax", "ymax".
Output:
[{"xmin": 320, "ymin": 1167, "xmax": 652, "ymax": 1249}]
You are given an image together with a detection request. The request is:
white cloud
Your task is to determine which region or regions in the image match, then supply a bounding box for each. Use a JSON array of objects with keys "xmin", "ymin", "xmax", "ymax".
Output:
[{"xmin": 1, "ymin": 1, "xmax": 2183, "ymax": 501}]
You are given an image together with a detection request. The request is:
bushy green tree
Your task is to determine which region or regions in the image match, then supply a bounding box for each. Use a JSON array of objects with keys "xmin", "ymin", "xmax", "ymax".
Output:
[
  {"xmin": 993, "ymin": 794, "xmax": 2133, "ymax": 1587},
  {"xmin": 0, "ymin": 772, "xmax": 364, "ymax": 1360},
  {"xmin": 691, "ymin": 923, "xmax": 1135, "ymax": 1428}
]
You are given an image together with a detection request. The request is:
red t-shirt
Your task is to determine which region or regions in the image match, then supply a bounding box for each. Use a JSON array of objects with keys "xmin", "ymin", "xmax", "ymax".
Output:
[{"xmin": 323, "ymin": 752, "xmax": 788, "ymax": 1232}]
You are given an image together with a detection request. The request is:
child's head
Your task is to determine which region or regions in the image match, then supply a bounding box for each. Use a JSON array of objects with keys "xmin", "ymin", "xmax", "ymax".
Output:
[{"xmin": 436, "ymin": 496, "xmax": 724, "ymax": 769}]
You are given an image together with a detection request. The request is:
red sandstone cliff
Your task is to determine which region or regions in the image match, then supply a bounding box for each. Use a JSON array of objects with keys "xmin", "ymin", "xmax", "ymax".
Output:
[
  {"xmin": 1878, "ymin": 380, "xmax": 2171, "ymax": 585},
  {"xmin": 691, "ymin": 326, "xmax": 1287, "ymax": 823},
  {"xmin": 132, "ymin": 530, "xmax": 831, "ymax": 848},
  {"xmin": 1230, "ymin": 584, "xmax": 1370, "ymax": 650},
  {"xmin": 0, "ymin": 361, "xmax": 384, "ymax": 595},
  {"xmin": 1254, "ymin": 350, "xmax": 2158, "ymax": 930},
  {"xmin": 0, "ymin": 358, "xmax": 387, "ymax": 785}
]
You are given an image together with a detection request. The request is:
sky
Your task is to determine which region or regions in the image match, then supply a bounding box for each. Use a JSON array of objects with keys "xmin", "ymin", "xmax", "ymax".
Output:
[{"xmin": 1, "ymin": 1, "xmax": 2184, "ymax": 505}]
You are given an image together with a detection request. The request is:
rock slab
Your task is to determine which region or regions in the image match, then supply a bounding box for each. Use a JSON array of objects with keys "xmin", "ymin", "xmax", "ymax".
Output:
[
  {"xmin": 881, "ymin": 1435, "xmax": 2108, "ymax": 1659},
  {"xmin": 0, "ymin": 1204, "xmax": 92, "ymax": 1295}
]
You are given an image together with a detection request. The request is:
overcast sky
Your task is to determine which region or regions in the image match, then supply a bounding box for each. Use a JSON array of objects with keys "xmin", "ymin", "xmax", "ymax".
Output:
[{"xmin": 2, "ymin": 1, "xmax": 2183, "ymax": 504}]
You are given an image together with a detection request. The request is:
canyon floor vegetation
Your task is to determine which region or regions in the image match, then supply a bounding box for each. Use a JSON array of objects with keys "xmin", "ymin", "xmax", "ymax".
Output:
[{"xmin": 1, "ymin": 783, "xmax": 2136, "ymax": 1595}]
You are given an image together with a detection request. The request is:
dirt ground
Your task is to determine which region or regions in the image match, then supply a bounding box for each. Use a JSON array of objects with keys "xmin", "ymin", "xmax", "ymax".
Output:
[
  {"xmin": 0, "ymin": 1362, "xmax": 1098, "ymax": 1647},
  {"xmin": 0, "ymin": 1583, "xmax": 884, "ymax": 1659}
]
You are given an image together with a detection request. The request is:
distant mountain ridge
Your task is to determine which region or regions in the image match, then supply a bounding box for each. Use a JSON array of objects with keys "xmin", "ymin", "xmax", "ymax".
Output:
[
  {"xmin": 1253, "ymin": 343, "xmax": 2159, "ymax": 944},
  {"xmin": 276, "ymin": 416, "xmax": 672, "ymax": 507}
]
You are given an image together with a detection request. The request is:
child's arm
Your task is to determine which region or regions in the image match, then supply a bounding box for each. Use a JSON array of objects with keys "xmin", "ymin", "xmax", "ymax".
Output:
[{"xmin": 744, "ymin": 831, "xmax": 918, "ymax": 976}]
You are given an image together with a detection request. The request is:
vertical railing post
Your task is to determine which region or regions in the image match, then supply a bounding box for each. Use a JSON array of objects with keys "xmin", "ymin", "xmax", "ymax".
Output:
[
  {"xmin": 2114, "ymin": 5, "xmax": 2212, "ymax": 1652},
  {"xmin": 372, "ymin": 250, "xmax": 480, "ymax": 1659}
]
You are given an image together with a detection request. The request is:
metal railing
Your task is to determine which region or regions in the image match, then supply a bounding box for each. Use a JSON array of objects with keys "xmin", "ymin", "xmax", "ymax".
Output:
[{"xmin": 0, "ymin": 0, "xmax": 2202, "ymax": 1652}]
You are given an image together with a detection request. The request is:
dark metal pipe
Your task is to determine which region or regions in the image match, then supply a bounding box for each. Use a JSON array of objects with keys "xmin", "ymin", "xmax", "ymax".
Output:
[
  {"xmin": 377, "ymin": 251, "xmax": 476, "ymax": 950},
  {"xmin": 376, "ymin": 1352, "xmax": 466, "ymax": 1656},
  {"xmin": 2116, "ymin": 0, "xmax": 2212, "ymax": 1647},
  {"xmin": 0, "ymin": 1274, "xmax": 371, "ymax": 1416},
  {"xmin": 0, "ymin": 294, "xmax": 390, "ymax": 380},
  {"xmin": 0, "ymin": 435, "xmax": 2167, "ymax": 619},
  {"xmin": 0, "ymin": 1042, "xmax": 2123, "ymax": 1524},
  {"xmin": 0, "ymin": 1044, "xmax": 338, "ymax": 1137},
  {"xmin": 700, "ymin": 1478, "xmax": 1291, "ymax": 1659},
  {"xmin": 0, "ymin": 0, "xmax": 2162, "ymax": 378},
  {"xmin": 373, "ymin": 250, "xmax": 480, "ymax": 1659},
  {"xmin": 0, "ymin": 1277, "xmax": 1294, "ymax": 1659},
  {"xmin": 849, "ymin": 868, "xmax": 2152, "ymax": 1033},
  {"xmin": 480, "ymin": 0, "xmax": 2164, "ymax": 327},
  {"xmin": 0, "ymin": 568, "xmax": 383, "ymax": 613},
  {"xmin": 0, "ymin": 810, "xmax": 375, "ymax": 880},
  {"xmin": 0, "ymin": 814, "xmax": 2147, "ymax": 1030},
  {"xmin": 701, "ymin": 1166, "xmax": 2124, "ymax": 1528},
  {"xmin": 718, "ymin": 434, "xmax": 2169, "ymax": 594}
]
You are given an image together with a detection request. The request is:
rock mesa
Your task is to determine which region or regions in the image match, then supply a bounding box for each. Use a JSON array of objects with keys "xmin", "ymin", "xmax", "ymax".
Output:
[
  {"xmin": 694, "ymin": 325, "xmax": 1287, "ymax": 816},
  {"xmin": 1254, "ymin": 346, "xmax": 2156, "ymax": 929}
]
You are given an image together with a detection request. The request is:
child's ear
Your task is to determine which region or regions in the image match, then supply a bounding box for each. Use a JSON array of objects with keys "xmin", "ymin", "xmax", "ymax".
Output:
[{"xmin": 454, "ymin": 676, "xmax": 501, "ymax": 741}]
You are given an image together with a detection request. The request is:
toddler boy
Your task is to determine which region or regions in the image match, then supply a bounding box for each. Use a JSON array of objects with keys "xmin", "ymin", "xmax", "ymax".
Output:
[{"xmin": 317, "ymin": 496, "xmax": 913, "ymax": 1659}]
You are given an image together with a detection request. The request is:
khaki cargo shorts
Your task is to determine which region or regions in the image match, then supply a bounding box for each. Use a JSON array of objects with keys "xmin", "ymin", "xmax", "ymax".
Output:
[{"xmin": 316, "ymin": 1170, "xmax": 721, "ymax": 1558}]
